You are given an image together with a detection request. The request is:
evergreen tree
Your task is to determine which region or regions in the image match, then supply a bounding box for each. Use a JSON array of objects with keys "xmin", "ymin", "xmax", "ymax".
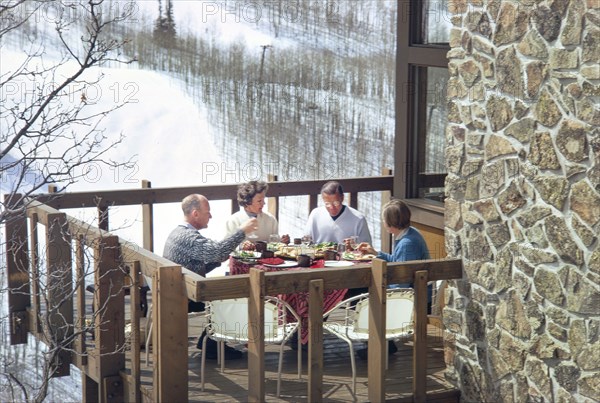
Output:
[{"xmin": 153, "ymin": 0, "xmax": 177, "ymax": 47}]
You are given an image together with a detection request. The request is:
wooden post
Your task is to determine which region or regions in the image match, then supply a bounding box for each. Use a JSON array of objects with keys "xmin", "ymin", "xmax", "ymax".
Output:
[
  {"xmin": 46, "ymin": 212, "xmax": 73, "ymax": 377},
  {"xmin": 309, "ymin": 194, "xmax": 318, "ymax": 215},
  {"xmin": 154, "ymin": 266, "xmax": 188, "ymax": 402},
  {"xmin": 94, "ymin": 235, "xmax": 125, "ymax": 400},
  {"xmin": 413, "ymin": 270, "xmax": 429, "ymax": 402},
  {"xmin": 380, "ymin": 167, "xmax": 393, "ymax": 253},
  {"xmin": 5, "ymin": 194, "xmax": 30, "ymax": 344},
  {"xmin": 81, "ymin": 237, "xmax": 97, "ymax": 403},
  {"xmin": 151, "ymin": 272, "xmax": 159, "ymax": 401},
  {"xmin": 142, "ymin": 180, "xmax": 154, "ymax": 252},
  {"xmin": 348, "ymin": 192, "xmax": 358, "ymax": 210},
  {"xmin": 267, "ymin": 174, "xmax": 279, "ymax": 222},
  {"xmin": 248, "ymin": 268, "xmax": 265, "ymax": 402},
  {"xmin": 368, "ymin": 259, "xmax": 387, "ymax": 402},
  {"xmin": 129, "ymin": 262, "xmax": 142, "ymax": 403},
  {"xmin": 74, "ymin": 235, "xmax": 87, "ymax": 367},
  {"xmin": 82, "ymin": 374, "xmax": 99, "ymax": 403},
  {"xmin": 29, "ymin": 212, "xmax": 42, "ymax": 336},
  {"xmin": 308, "ymin": 279, "xmax": 324, "ymax": 402}
]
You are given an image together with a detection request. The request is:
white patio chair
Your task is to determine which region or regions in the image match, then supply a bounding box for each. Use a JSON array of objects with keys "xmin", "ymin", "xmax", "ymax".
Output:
[
  {"xmin": 200, "ymin": 296, "xmax": 302, "ymax": 397},
  {"xmin": 322, "ymin": 288, "xmax": 414, "ymax": 394}
]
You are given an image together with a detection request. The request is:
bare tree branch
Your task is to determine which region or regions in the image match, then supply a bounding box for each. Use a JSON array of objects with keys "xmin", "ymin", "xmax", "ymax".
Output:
[
  {"xmin": 1, "ymin": 1, "xmax": 138, "ymax": 401},
  {"xmin": 1, "ymin": 0, "xmax": 137, "ymax": 226}
]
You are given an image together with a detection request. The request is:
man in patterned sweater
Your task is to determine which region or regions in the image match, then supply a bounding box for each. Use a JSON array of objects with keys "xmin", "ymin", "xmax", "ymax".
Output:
[{"xmin": 163, "ymin": 193, "xmax": 257, "ymax": 359}]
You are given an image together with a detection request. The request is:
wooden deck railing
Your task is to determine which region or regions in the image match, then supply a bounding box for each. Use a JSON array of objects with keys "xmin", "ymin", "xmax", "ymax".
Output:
[
  {"xmin": 40, "ymin": 169, "xmax": 394, "ymax": 253},
  {"xmin": 5, "ymin": 174, "xmax": 463, "ymax": 402}
]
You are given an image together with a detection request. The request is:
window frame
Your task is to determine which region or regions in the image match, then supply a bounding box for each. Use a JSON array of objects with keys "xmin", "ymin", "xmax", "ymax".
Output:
[{"xmin": 395, "ymin": 0, "xmax": 450, "ymax": 226}]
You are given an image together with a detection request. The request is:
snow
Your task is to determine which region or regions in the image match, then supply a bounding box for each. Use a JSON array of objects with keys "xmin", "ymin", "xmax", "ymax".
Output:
[
  {"xmin": 134, "ymin": 0, "xmax": 298, "ymax": 48},
  {"xmin": 0, "ymin": 0, "xmax": 317, "ymax": 252},
  {"xmin": 1, "ymin": 47, "xmax": 233, "ymax": 249}
]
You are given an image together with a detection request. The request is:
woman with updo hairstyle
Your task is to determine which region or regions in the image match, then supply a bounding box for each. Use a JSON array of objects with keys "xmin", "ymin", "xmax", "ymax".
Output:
[
  {"xmin": 224, "ymin": 180, "xmax": 289, "ymax": 243},
  {"xmin": 237, "ymin": 181, "xmax": 268, "ymax": 209}
]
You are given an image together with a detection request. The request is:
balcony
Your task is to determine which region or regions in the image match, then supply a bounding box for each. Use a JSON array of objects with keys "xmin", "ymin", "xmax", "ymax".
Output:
[{"xmin": 5, "ymin": 174, "xmax": 462, "ymax": 402}]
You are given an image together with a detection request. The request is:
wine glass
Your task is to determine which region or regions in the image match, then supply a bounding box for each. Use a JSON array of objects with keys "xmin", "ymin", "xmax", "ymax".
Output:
[{"xmin": 300, "ymin": 234, "xmax": 312, "ymax": 255}]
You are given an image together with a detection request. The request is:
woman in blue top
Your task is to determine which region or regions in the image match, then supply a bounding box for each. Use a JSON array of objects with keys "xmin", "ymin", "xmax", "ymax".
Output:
[
  {"xmin": 357, "ymin": 198, "xmax": 433, "ymax": 310},
  {"xmin": 357, "ymin": 198, "xmax": 430, "ymax": 289},
  {"xmin": 350, "ymin": 199, "xmax": 431, "ymax": 359}
]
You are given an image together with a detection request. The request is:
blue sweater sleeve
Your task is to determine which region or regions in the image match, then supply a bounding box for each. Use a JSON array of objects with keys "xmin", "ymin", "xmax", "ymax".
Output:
[{"xmin": 376, "ymin": 228, "xmax": 430, "ymax": 263}]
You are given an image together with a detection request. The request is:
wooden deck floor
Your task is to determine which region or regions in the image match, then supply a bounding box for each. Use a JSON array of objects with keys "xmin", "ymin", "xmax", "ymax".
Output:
[{"xmin": 137, "ymin": 316, "xmax": 458, "ymax": 402}]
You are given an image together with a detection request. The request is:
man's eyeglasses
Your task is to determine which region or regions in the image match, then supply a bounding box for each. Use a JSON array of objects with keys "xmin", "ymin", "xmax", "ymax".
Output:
[{"xmin": 324, "ymin": 201, "xmax": 342, "ymax": 208}]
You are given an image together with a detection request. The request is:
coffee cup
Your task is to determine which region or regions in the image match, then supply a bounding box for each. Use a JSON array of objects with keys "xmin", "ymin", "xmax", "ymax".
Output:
[
  {"xmin": 324, "ymin": 249, "xmax": 339, "ymax": 261},
  {"xmin": 297, "ymin": 254, "xmax": 313, "ymax": 267},
  {"xmin": 261, "ymin": 250, "xmax": 274, "ymax": 258}
]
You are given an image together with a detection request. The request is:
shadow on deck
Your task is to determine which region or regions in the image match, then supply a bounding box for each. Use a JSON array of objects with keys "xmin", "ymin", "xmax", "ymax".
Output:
[{"xmin": 138, "ymin": 317, "xmax": 458, "ymax": 402}]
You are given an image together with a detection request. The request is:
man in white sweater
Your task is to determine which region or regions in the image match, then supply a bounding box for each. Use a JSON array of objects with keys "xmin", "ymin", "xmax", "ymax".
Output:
[{"xmin": 305, "ymin": 181, "xmax": 372, "ymax": 244}]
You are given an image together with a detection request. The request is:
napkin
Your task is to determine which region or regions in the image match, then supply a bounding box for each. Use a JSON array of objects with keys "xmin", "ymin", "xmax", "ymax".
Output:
[
  {"xmin": 259, "ymin": 257, "xmax": 285, "ymax": 265},
  {"xmin": 310, "ymin": 259, "xmax": 325, "ymax": 268}
]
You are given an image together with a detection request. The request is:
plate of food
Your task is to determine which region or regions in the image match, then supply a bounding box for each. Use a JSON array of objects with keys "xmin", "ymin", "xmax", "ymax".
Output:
[
  {"xmin": 324, "ymin": 260, "xmax": 354, "ymax": 268},
  {"xmin": 267, "ymin": 241, "xmax": 287, "ymax": 251},
  {"xmin": 232, "ymin": 250, "xmax": 261, "ymax": 262},
  {"xmin": 341, "ymin": 252, "xmax": 376, "ymax": 261},
  {"xmin": 274, "ymin": 246, "xmax": 301, "ymax": 260},
  {"xmin": 313, "ymin": 242, "xmax": 337, "ymax": 259}
]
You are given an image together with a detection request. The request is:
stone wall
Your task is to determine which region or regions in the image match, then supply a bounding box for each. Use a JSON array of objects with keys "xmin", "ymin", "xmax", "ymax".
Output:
[{"xmin": 444, "ymin": 0, "xmax": 599, "ymax": 401}]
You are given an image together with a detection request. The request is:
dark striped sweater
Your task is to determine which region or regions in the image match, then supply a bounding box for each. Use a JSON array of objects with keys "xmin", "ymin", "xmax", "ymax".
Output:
[{"xmin": 163, "ymin": 225, "xmax": 245, "ymax": 276}]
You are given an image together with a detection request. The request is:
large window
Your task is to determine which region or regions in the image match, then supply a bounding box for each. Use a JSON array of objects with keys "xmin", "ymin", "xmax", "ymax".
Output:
[
  {"xmin": 396, "ymin": 0, "xmax": 451, "ymax": 205},
  {"xmin": 418, "ymin": 0, "xmax": 452, "ymax": 45}
]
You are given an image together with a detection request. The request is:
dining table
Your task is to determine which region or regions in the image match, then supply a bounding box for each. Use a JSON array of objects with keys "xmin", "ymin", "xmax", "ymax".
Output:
[{"xmin": 229, "ymin": 256, "xmax": 351, "ymax": 344}]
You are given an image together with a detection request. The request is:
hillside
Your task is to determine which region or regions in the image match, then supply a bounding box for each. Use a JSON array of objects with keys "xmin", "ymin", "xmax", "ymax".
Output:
[
  {"xmin": 2, "ymin": 0, "xmax": 398, "ymax": 246},
  {"xmin": 121, "ymin": 0, "xmax": 398, "ymax": 239}
]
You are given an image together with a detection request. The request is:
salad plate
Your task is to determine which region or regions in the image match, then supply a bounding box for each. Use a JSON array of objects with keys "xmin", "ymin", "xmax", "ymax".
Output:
[{"xmin": 232, "ymin": 251, "xmax": 261, "ymax": 262}]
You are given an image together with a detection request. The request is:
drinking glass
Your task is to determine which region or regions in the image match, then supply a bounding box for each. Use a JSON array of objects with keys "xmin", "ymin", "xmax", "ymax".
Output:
[
  {"xmin": 301, "ymin": 234, "xmax": 312, "ymax": 247},
  {"xmin": 349, "ymin": 236, "xmax": 359, "ymax": 250},
  {"xmin": 268, "ymin": 234, "xmax": 280, "ymax": 251},
  {"xmin": 337, "ymin": 243, "xmax": 347, "ymax": 261}
]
